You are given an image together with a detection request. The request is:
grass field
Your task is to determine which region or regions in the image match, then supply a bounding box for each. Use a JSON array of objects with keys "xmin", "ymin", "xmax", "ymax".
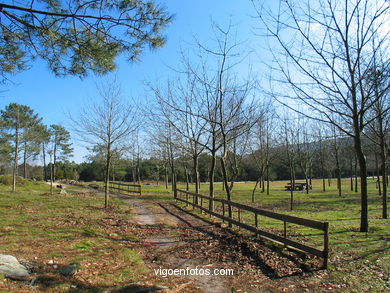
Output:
[
  {"xmin": 0, "ymin": 178, "xmax": 150, "ymax": 292},
  {"xmin": 139, "ymin": 178, "xmax": 390, "ymax": 292},
  {"xmin": 0, "ymin": 177, "xmax": 389, "ymax": 292}
]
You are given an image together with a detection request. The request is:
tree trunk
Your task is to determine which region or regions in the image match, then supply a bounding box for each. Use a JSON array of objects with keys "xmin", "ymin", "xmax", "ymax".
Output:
[
  {"xmin": 185, "ymin": 166, "xmax": 189, "ymax": 191},
  {"xmin": 261, "ymin": 174, "xmax": 265, "ymax": 193},
  {"xmin": 42, "ymin": 143, "xmax": 47, "ymax": 181},
  {"xmin": 23, "ymin": 142, "xmax": 27, "ymax": 179},
  {"xmin": 209, "ymin": 148, "xmax": 216, "ymax": 211},
  {"xmin": 375, "ymin": 152, "xmax": 382, "ymax": 195},
  {"xmin": 137, "ymin": 156, "xmax": 141, "ymax": 184},
  {"xmin": 164, "ymin": 164, "xmax": 168, "ymax": 189},
  {"xmin": 193, "ymin": 155, "xmax": 200, "ymax": 194},
  {"xmin": 53, "ymin": 142, "xmax": 57, "ymax": 181},
  {"xmin": 354, "ymin": 130, "xmax": 368, "ymax": 232},
  {"xmin": 266, "ymin": 163, "xmax": 270, "ymax": 196},
  {"xmin": 50, "ymin": 162, "xmax": 54, "ymax": 195},
  {"xmin": 354, "ymin": 155, "xmax": 358, "ymax": 193},
  {"xmin": 334, "ymin": 138, "xmax": 342, "ymax": 197},
  {"xmin": 220, "ymin": 156, "xmax": 232, "ymax": 226},
  {"xmin": 104, "ymin": 144, "xmax": 111, "ymax": 208},
  {"xmin": 376, "ymin": 112, "xmax": 388, "ymax": 218},
  {"xmin": 379, "ymin": 136, "xmax": 388, "ymax": 219},
  {"xmin": 289, "ymin": 168, "xmax": 294, "ymax": 211},
  {"xmin": 350, "ymin": 156, "xmax": 354, "ymax": 191},
  {"xmin": 12, "ymin": 123, "xmax": 19, "ymax": 193},
  {"xmin": 252, "ymin": 177, "xmax": 260, "ymax": 203}
]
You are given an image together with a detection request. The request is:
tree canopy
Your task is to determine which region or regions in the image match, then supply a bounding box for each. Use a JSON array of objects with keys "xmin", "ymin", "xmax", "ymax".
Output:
[{"xmin": 0, "ymin": 0, "xmax": 173, "ymax": 78}]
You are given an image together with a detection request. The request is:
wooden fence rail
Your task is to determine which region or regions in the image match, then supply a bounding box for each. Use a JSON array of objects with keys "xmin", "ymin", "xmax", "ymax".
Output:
[
  {"xmin": 175, "ymin": 189, "xmax": 329, "ymax": 269},
  {"xmin": 109, "ymin": 181, "xmax": 142, "ymax": 196}
]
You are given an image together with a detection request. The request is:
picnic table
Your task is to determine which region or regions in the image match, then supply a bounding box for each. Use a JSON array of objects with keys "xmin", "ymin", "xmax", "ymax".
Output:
[{"xmin": 284, "ymin": 182, "xmax": 311, "ymax": 191}]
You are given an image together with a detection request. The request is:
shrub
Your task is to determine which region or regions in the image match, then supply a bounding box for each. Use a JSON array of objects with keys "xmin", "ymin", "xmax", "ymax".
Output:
[{"xmin": 0, "ymin": 175, "xmax": 27, "ymax": 186}]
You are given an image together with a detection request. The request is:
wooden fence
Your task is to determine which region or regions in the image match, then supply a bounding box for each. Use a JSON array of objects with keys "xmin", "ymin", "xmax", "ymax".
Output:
[
  {"xmin": 109, "ymin": 181, "xmax": 142, "ymax": 196},
  {"xmin": 175, "ymin": 189, "xmax": 329, "ymax": 269}
]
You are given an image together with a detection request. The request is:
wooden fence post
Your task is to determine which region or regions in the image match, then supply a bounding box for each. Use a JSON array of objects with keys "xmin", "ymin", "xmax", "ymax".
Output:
[
  {"xmin": 255, "ymin": 213, "xmax": 258, "ymax": 236},
  {"xmin": 222, "ymin": 202, "xmax": 225, "ymax": 223},
  {"xmin": 323, "ymin": 222, "xmax": 329, "ymax": 269}
]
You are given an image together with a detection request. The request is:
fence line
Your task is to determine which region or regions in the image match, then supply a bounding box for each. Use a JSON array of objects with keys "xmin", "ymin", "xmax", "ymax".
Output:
[
  {"xmin": 175, "ymin": 189, "xmax": 329, "ymax": 269},
  {"xmin": 109, "ymin": 181, "xmax": 142, "ymax": 196}
]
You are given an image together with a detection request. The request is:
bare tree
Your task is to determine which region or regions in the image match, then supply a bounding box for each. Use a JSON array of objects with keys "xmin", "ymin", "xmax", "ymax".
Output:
[
  {"xmin": 72, "ymin": 79, "xmax": 139, "ymax": 208},
  {"xmin": 365, "ymin": 63, "xmax": 390, "ymax": 218},
  {"xmin": 250, "ymin": 103, "xmax": 276, "ymax": 200},
  {"xmin": 280, "ymin": 114, "xmax": 298, "ymax": 210},
  {"xmin": 184, "ymin": 23, "xmax": 257, "ymax": 213},
  {"xmin": 253, "ymin": 0, "xmax": 390, "ymax": 232},
  {"xmin": 150, "ymin": 75, "xmax": 207, "ymax": 195},
  {"xmin": 150, "ymin": 23, "xmax": 257, "ymax": 216},
  {"xmin": 296, "ymin": 117, "xmax": 315, "ymax": 195}
]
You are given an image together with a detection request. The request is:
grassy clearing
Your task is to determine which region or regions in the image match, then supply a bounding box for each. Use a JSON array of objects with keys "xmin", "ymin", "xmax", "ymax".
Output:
[
  {"xmin": 0, "ymin": 179, "xmax": 149, "ymax": 292},
  {"xmin": 4, "ymin": 176, "xmax": 387, "ymax": 291},
  {"xmin": 137, "ymin": 178, "xmax": 390, "ymax": 292}
]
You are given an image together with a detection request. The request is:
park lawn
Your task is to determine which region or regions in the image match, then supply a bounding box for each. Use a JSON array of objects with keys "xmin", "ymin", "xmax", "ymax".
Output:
[
  {"xmin": 0, "ymin": 179, "xmax": 151, "ymax": 292},
  {"xmin": 21, "ymin": 178, "xmax": 389, "ymax": 291},
  {"xmin": 140, "ymin": 178, "xmax": 390, "ymax": 292}
]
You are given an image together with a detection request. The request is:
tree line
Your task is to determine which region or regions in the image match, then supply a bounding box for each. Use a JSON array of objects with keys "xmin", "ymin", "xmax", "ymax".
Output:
[{"xmin": 0, "ymin": 103, "xmax": 73, "ymax": 191}]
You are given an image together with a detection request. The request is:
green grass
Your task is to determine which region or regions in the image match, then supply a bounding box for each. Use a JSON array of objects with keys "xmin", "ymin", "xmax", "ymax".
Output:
[
  {"xmin": 0, "ymin": 179, "xmax": 149, "ymax": 292},
  {"xmin": 6, "ymin": 177, "xmax": 385, "ymax": 291},
  {"xmin": 135, "ymin": 178, "xmax": 390, "ymax": 292}
]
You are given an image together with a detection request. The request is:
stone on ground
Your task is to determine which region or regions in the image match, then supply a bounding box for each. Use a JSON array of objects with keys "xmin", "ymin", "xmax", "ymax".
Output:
[{"xmin": 0, "ymin": 255, "xmax": 30, "ymax": 280}]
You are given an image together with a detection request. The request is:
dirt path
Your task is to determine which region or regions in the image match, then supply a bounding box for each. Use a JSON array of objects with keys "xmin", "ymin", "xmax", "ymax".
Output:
[
  {"xmin": 56, "ymin": 184, "xmax": 333, "ymax": 292},
  {"xmin": 109, "ymin": 193, "xmax": 236, "ymax": 293}
]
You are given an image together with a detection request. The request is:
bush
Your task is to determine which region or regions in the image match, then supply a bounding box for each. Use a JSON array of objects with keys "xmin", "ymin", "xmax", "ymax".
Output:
[{"xmin": 0, "ymin": 175, "xmax": 27, "ymax": 186}]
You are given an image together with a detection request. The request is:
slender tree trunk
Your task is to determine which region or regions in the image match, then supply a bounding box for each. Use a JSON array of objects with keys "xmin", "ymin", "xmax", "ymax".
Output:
[
  {"xmin": 350, "ymin": 156, "xmax": 354, "ymax": 191},
  {"xmin": 23, "ymin": 142, "xmax": 27, "ymax": 179},
  {"xmin": 354, "ymin": 127, "xmax": 368, "ymax": 232},
  {"xmin": 375, "ymin": 152, "xmax": 382, "ymax": 195},
  {"xmin": 137, "ymin": 156, "xmax": 141, "ymax": 184},
  {"xmin": 104, "ymin": 144, "xmax": 111, "ymax": 208},
  {"xmin": 193, "ymin": 155, "xmax": 200, "ymax": 194},
  {"xmin": 333, "ymin": 136, "xmax": 342, "ymax": 197},
  {"xmin": 261, "ymin": 174, "xmax": 265, "ymax": 193},
  {"xmin": 185, "ymin": 166, "xmax": 189, "ymax": 191},
  {"xmin": 220, "ymin": 156, "xmax": 232, "ymax": 225},
  {"xmin": 49, "ymin": 152, "xmax": 54, "ymax": 195},
  {"xmin": 379, "ymin": 136, "xmax": 388, "ymax": 219},
  {"xmin": 266, "ymin": 163, "xmax": 270, "ymax": 196},
  {"xmin": 156, "ymin": 165, "xmax": 159, "ymax": 185},
  {"xmin": 289, "ymin": 166, "xmax": 294, "ymax": 211},
  {"xmin": 42, "ymin": 143, "xmax": 47, "ymax": 181},
  {"xmin": 305, "ymin": 175, "xmax": 309, "ymax": 194},
  {"xmin": 50, "ymin": 162, "xmax": 53, "ymax": 195},
  {"xmin": 12, "ymin": 123, "xmax": 20, "ymax": 193},
  {"xmin": 209, "ymin": 147, "xmax": 216, "ymax": 211},
  {"xmin": 164, "ymin": 164, "xmax": 168, "ymax": 189},
  {"xmin": 53, "ymin": 143, "xmax": 57, "ymax": 181},
  {"xmin": 252, "ymin": 177, "xmax": 260, "ymax": 203},
  {"xmin": 355, "ymin": 155, "xmax": 358, "ymax": 193}
]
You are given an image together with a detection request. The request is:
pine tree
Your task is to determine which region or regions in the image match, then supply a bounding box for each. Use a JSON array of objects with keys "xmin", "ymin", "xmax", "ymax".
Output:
[{"xmin": 0, "ymin": 103, "xmax": 42, "ymax": 191}]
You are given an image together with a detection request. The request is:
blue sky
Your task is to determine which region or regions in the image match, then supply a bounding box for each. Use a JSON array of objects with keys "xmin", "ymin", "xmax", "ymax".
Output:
[{"xmin": 0, "ymin": 0, "xmax": 270, "ymax": 163}]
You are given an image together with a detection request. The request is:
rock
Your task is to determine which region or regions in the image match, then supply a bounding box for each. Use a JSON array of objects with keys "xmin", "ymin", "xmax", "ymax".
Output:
[
  {"xmin": 47, "ymin": 259, "xmax": 54, "ymax": 265},
  {"xmin": 59, "ymin": 264, "xmax": 78, "ymax": 276},
  {"xmin": 60, "ymin": 189, "xmax": 67, "ymax": 194},
  {"xmin": 0, "ymin": 255, "xmax": 30, "ymax": 281}
]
